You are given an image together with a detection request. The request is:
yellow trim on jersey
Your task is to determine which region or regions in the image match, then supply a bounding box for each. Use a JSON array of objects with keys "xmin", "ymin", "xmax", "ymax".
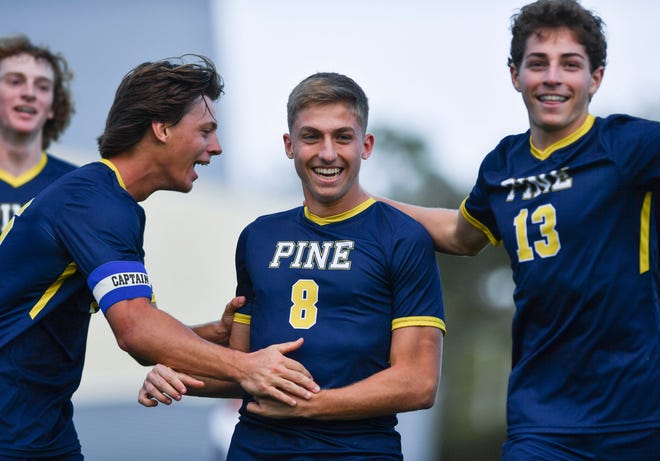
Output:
[
  {"xmin": 0, "ymin": 152, "xmax": 48, "ymax": 187},
  {"xmin": 530, "ymin": 114, "xmax": 595, "ymax": 160},
  {"xmin": 99, "ymin": 158, "xmax": 127, "ymax": 190},
  {"xmin": 460, "ymin": 197, "xmax": 500, "ymax": 246},
  {"xmin": 392, "ymin": 316, "xmax": 446, "ymax": 334},
  {"xmin": 233, "ymin": 312, "xmax": 251, "ymax": 325},
  {"xmin": 0, "ymin": 198, "xmax": 32, "ymax": 244},
  {"xmin": 304, "ymin": 197, "xmax": 376, "ymax": 226},
  {"xmin": 29, "ymin": 262, "xmax": 78, "ymax": 319},
  {"xmin": 640, "ymin": 192, "xmax": 652, "ymax": 274}
]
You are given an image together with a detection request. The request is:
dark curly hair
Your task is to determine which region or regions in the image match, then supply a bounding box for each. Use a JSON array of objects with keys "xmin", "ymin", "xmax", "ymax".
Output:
[
  {"xmin": 0, "ymin": 34, "xmax": 74, "ymax": 150},
  {"xmin": 508, "ymin": 0, "xmax": 607, "ymax": 73}
]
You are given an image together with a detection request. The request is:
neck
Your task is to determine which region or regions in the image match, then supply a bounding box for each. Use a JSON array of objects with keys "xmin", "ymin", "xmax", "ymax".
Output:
[
  {"xmin": 0, "ymin": 134, "xmax": 43, "ymax": 176},
  {"xmin": 305, "ymin": 187, "xmax": 370, "ymax": 218},
  {"xmin": 103, "ymin": 153, "xmax": 157, "ymax": 202}
]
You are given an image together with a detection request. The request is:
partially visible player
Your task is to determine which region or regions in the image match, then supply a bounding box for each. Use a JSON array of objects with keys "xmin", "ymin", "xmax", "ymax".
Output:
[
  {"xmin": 139, "ymin": 72, "xmax": 446, "ymax": 460},
  {"xmin": 0, "ymin": 34, "xmax": 76, "ymax": 231},
  {"xmin": 381, "ymin": 0, "xmax": 659, "ymax": 459},
  {"xmin": 0, "ymin": 54, "xmax": 318, "ymax": 460}
]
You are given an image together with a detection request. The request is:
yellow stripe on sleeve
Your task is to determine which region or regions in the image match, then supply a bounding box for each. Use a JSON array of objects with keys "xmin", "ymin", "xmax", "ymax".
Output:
[
  {"xmin": 233, "ymin": 312, "xmax": 251, "ymax": 325},
  {"xmin": 392, "ymin": 316, "xmax": 446, "ymax": 334},
  {"xmin": 460, "ymin": 198, "xmax": 500, "ymax": 246}
]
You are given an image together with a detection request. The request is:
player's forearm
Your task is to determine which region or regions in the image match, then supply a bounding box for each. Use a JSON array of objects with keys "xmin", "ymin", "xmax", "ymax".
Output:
[
  {"xmin": 107, "ymin": 300, "xmax": 245, "ymax": 383},
  {"xmin": 297, "ymin": 364, "xmax": 439, "ymax": 420},
  {"xmin": 191, "ymin": 320, "xmax": 229, "ymax": 346},
  {"xmin": 186, "ymin": 377, "xmax": 243, "ymax": 399},
  {"xmin": 294, "ymin": 326, "xmax": 442, "ymax": 420}
]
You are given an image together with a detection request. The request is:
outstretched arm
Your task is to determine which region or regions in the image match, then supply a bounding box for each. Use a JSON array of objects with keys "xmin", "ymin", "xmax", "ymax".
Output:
[
  {"xmin": 378, "ymin": 197, "xmax": 488, "ymax": 255},
  {"xmin": 246, "ymin": 326, "xmax": 443, "ymax": 420},
  {"xmin": 138, "ymin": 311, "xmax": 252, "ymax": 407},
  {"xmin": 107, "ymin": 297, "xmax": 319, "ymax": 407}
]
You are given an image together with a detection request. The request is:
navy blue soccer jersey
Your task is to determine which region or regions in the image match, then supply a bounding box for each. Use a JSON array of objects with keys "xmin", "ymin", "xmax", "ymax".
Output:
[
  {"xmin": 0, "ymin": 152, "xmax": 76, "ymax": 231},
  {"xmin": 230, "ymin": 198, "xmax": 445, "ymax": 459},
  {"xmin": 0, "ymin": 160, "xmax": 153, "ymax": 457},
  {"xmin": 462, "ymin": 114, "xmax": 660, "ymax": 435}
]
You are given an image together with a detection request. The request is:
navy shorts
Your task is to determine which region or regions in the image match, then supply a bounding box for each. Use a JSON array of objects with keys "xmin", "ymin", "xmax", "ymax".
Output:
[{"xmin": 502, "ymin": 429, "xmax": 659, "ymax": 461}]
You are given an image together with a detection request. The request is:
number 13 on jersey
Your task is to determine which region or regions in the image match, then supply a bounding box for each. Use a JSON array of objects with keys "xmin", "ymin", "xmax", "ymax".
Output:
[{"xmin": 513, "ymin": 204, "xmax": 561, "ymax": 262}]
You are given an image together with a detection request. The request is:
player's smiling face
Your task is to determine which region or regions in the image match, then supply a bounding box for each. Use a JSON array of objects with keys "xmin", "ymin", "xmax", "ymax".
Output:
[
  {"xmin": 510, "ymin": 27, "xmax": 603, "ymax": 149},
  {"xmin": 0, "ymin": 53, "xmax": 55, "ymax": 140},
  {"xmin": 158, "ymin": 95, "xmax": 221, "ymax": 192},
  {"xmin": 284, "ymin": 102, "xmax": 374, "ymax": 217}
]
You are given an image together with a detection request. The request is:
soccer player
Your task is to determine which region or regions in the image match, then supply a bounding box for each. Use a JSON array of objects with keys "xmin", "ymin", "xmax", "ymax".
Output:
[
  {"xmin": 139, "ymin": 72, "xmax": 446, "ymax": 460},
  {"xmin": 382, "ymin": 0, "xmax": 660, "ymax": 459},
  {"xmin": 0, "ymin": 55, "xmax": 319, "ymax": 460},
  {"xmin": 0, "ymin": 35, "xmax": 77, "ymax": 231}
]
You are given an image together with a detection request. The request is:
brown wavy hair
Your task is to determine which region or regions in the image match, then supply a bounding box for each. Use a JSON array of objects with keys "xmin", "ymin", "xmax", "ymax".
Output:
[
  {"xmin": 0, "ymin": 34, "xmax": 74, "ymax": 150},
  {"xmin": 98, "ymin": 54, "xmax": 224, "ymax": 159}
]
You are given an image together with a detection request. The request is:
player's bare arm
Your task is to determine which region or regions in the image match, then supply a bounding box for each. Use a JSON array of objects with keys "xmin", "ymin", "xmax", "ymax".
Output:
[
  {"xmin": 377, "ymin": 197, "xmax": 488, "ymax": 255},
  {"xmin": 107, "ymin": 297, "xmax": 319, "ymax": 407},
  {"xmin": 247, "ymin": 325, "xmax": 443, "ymax": 420}
]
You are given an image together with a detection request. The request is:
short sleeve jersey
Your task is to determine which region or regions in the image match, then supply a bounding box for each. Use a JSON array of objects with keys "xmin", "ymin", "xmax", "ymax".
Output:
[
  {"xmin": 229, "ymin": 198, "xmax": 445, "ymax": 459},
  {"xmin": 0, "ymin": 160, "xmax": 153, "ymax": 457},
  {"xmin": 0, "ymin": 152, "xmax": 77, "ymax": 231},
  {"xmin": 463, "ymin": 114, "xmax": 660, "ymax": 435}
]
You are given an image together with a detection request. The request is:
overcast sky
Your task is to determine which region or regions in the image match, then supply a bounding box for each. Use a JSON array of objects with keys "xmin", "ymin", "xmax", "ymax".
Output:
[
  {"xmin": 213, "ymin": 0, "xmax": 660, "ymax": 197},
  {"xmin": 3, "ymin": 0, "xmax": 659, "ymax": 198}
]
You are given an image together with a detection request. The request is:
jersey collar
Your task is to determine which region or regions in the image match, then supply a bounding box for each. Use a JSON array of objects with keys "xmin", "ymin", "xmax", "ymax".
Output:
[
  {"xmin": 304, "ymin": 197, "xmax": 376, "ymax": 226},
  {"xmin": 99, "ymin": 158, "xmax": 127, "ymax": 190},
  {"xmin": 530, "ymin": 114, "xmax": 595, "ymax": 160}
]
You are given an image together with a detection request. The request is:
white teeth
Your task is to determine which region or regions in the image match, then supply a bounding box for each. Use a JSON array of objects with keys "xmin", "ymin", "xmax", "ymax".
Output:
[
  {"xmin": 314, "ymin": 167, "xmax": 340, "ymax": 176},
  {"xmin": 15, "ymin": 106, "xmax": 36, "ymax": 114},
  {"xmin": 539, "ymin": 95, "xmax": 567, "ymax": 102}
]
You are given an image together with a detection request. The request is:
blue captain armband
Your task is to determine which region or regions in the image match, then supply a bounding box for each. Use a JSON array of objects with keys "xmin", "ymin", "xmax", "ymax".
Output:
[{"xmin": 87, "ymin": 261, "xmax": 153, "ymax": 313}]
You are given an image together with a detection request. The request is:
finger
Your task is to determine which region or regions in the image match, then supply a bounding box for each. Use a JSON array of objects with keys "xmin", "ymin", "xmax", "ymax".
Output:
[
  {"xmin": 145, "ymin": 367, "xmax": 189, "ymax": 401},
  {"xmin": 152, "ymin": 364, "xmax": 205, "ymax": 394},
  {"xmin": 225, "ymin": 296, "xmax": 246, "ymax": 315},
  {"xmin": 176, "ymin": 373, "xmax": 206, "ymax": 390},
  {"xmin": 275, "ymin": 337, "xmax": 305, "ymax": 356},
  {"xmin": 274, "ymin": 366, "xmax": 320, "ymax": 398},
  {"xmin": 262, "ymin": 388, "xmax": 298, "ymax": 407},
  {"xmin": 140, "ymin": 382, "xmax": 174, "ymax": 405},
  {"xmin": 138, "ymin": 389, "xmax": 159, "ymax": 407}
]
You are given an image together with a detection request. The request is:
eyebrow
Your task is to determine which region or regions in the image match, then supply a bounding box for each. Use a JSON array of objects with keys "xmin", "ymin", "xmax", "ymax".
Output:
[
  {"xmin": 299, "ymin": 126, "xmax": 357, "ymax": 134},
  {"xmin": 0, "ymin": 71, "xmax": 54, "ymax": 83},
  {"xmin": 525, "ymin": 52, "xmax": 586, "ymax": 60}
]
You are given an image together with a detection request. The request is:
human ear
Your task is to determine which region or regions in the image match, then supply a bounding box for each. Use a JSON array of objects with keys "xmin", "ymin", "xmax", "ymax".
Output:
[
  {"xmin": 152, "ymin": 121, "xmax": 168, "ymax": 142},
  {"xmin": 283, "ymin": 133, "xmax": 294, "ymax": 159},
  {"xmin": 361, "ymin": 133, "xmax": 375, "ymax": 160},
  {"xmin": 510, "ymin": 65, "xmax": 522, "ymax": 92},
  {"xmin": 589, "ymin": 66, "xmax": 604, "ymax": 98}
]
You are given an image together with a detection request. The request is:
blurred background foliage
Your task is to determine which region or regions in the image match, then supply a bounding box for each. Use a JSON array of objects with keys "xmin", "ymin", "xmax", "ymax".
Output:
[{"xmin": 372, "ymin": 125, "xmax": 514, "ymax": 461}]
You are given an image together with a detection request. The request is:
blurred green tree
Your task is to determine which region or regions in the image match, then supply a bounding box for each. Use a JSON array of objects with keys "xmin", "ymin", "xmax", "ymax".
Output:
[{"xmin": 371, "ymin": 125, "xmax": 514, "ymax": 461}]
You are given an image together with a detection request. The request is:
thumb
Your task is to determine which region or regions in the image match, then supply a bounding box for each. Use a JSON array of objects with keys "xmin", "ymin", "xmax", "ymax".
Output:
[{"xmin": 276, "ymin": 337, "xmax": 304, "ymax": 355}]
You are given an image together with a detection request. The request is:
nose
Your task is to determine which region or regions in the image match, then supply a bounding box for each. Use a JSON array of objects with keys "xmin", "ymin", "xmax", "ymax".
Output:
[
  {"xmin": 20, "ymin": 82, "xmax": 37, "ymax": 101},
  {"xmin": 544, "ymin": 62, "xmax": 562, "ymax": 85},
  {"xmin": 209, "ymin": 133, "xmax": 222, "ymax": 156},
  {"xmin": 317, "ymin": 137, "xmax": 337, "ymax": 162}
]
